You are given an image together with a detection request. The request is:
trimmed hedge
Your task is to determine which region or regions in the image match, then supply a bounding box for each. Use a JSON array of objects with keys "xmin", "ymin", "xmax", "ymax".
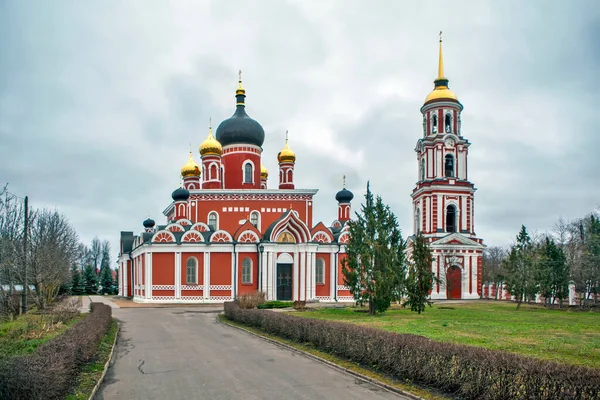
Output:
[
  {"xmin": 257, "ymin": 300, "xmax": 294, "ymax": 309},
  {"xmin": 0, "ymin": 302, "xmax": 112, "ymax": 400},
  {"xmin": 224, "ymin": 302, "xmax": 600, "ymax": 400}
]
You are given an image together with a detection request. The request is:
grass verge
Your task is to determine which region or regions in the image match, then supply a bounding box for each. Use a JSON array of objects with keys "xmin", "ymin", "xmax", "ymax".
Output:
[
  {"xmin": 292, "ymin": 301, "xmax": 600, "ymax": 368},
  {"xmin": 0, "ymin": 312, "xmax": 83, "ymax": 360},
  {"xmin": 66, "ymin": 319, "xmax": 119, "ymax": 400},
  {"xmin": 218, "ymin": 314, "xmax": 451, "ymax": 400}
]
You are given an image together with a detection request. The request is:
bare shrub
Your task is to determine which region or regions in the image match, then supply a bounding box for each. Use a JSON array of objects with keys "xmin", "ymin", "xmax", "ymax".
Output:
[
  {"xmin": 0, "ymin": 302, "xmax": 112, "ymax": 400},
  {"xmin": 238, "ymin": 291, "xmax": 265, "ymax": 309},
  {"xmin": 224, "ymin": 302, "xmax": 600, "ymax": 400},
  {"xmin": 292, "ymin": 300, "xmax": 306, "ymax": 310}
]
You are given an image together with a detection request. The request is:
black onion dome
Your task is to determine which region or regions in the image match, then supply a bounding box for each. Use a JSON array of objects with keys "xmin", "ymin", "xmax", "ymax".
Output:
[
  {"xmin": 143, "ymin": 217, "xmax": 155, "ymax": 228},
  {"xmin": 335, "ymin": 188, "xmax": 354, "ymax": 203},
  {"xmin": 171, "ymin": 187, "xmax": 190, "ymax": 202},
  {"xmin": 215, "ymin": 89, "xmax": 265, "ymax": 147}
]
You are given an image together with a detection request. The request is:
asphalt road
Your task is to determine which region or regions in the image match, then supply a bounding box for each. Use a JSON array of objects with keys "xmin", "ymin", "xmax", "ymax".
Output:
[{"xmin": 97, "ymin": 307, "xmax": 407, "ymax": 400}]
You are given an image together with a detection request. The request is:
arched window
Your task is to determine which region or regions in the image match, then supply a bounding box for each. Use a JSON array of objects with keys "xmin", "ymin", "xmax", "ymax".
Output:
[
  {"xmin": 416, "ymin": 208, "xmax": 421, "ymax": 233},
  {"xmin": 186, "ymin": 257, "xmax": 197, "ymax": 284},
  {"xmin": 446, "ymin": 205, "xmax": 457, "ymax": 233},
  {"xmin": 445, "ymin": 154, "xmax": 454, "ymax": 178},
  {"xmin": 316, "ymin": 258, "xmax": 325, "ymax": 284},
  {"xmin": 210, "ymin": 164, "xmax": 218, "ymax": 180},
  {"xmin": 445, "ymin": 113, "xmax": 452, "ymax": 133},
  {"xmin": 242, "ymin": 258, "xmax": 252, "ymax": 284},
  {"xmin": 287, "ymin": 169, "xmax": 292, "ymax": 182},
  {"xmin": 250, "ymin": 211, "xmax": 260, "ymax": 228},
  {"xmin": 432, "ymin": 114, "xmax": 438, "ymax": 134},
  {"xmin": 420, "ymin": 158, "xmax": 426, "ymax": 181},
  {"xmin": 244, "ymin": 162, "xmax": 253, "ymax": 183},
  {"xmin": 208, "ymin": 212, "xmax": 218, "ymax": 230}
]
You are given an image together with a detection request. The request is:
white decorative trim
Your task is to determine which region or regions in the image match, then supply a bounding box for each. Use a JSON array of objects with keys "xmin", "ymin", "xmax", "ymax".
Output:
[
  {"xmin": 181, "ymin": 296, "xmax": 205, "ymax": 301},
  {"xmin": 181, "ymin": 230, "xmax": 205, "ymax": 243},
  {"xmin": 316, "ymin": 296, "xmax": 331, "ymax": 301},
  {"xmin": 152, "ymin": 296, "xmax": 175, "ymax": 301},
  {"xmin": 337, "ymin": 296, "xmax": 355, "ymax": 302},
  {"xmin": 210, "ymin": 285, "xmax": 232, "ymax": 290},
  {"xmin": 210, "ymin": 296, "xmax": 233, "ymax": 301},
  {"xmin": 165, "ymin": 222, "xmax": 185, "ymax": 232},
  {"xmin": 337, "ymin": 285, "xmax": 350, "ymax": 291},
  {"xmin": 181, "ymin": 285, "xmax": 204, "ymax": 290},
  {"xmin": 237, "ymin": 229, "xmax": 260, "ymax": 243},
  {"xmin": 152, "ymin": 285, "xmax": 175, "ymax": 290}
]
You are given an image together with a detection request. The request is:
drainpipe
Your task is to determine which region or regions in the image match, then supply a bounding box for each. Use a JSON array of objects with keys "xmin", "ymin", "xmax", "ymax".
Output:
[
  {"xmin": 334, "ymin": 244, "xmax": 341, "ymax": 301},
  {"xmin": 233, "ymin": 242, "xmax": 237, "ymax": 299}
]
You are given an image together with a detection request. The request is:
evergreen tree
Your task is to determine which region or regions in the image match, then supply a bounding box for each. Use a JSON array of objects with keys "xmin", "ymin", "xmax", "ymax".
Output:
[
  {"xmin": 505, "ymin": 225, "xmax": 537, "ymax": 309},
  {"xmin": 537, "ymin": 237, "xmax": 569, "ymax": 306},
  {"xmin": 70, "ymin": 264, "xmax": 84, "ymax": 295},
  {"xmin": 99, "ymin": 265, "xmax": 113, "ymax": 295},
  {"xmin": 83, "ymin": 264, "xmax": 98, "ymax": 294},
  {"xmin": 342, "ymin": 182, "xmax": 406, "ymax": 315},
  {"xmin": 403, "ymin": 232, "xmax": 434, "ymax": 314}
]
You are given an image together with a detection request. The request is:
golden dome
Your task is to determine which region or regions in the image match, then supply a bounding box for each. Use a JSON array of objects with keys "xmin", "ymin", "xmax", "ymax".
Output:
[
  {"xmin": 199, "ymin": 125, "xmax": 223, "ymax": 157},
  {"xmin": 181, "ymin": 151, "xmax": 201, "ymax": 177},
  {"xmin": 277, "ymin": 131, "xmax": 296, "ymax": 163},
  {"xmin": 260, "ymin": 163, "xmax": 268, "ymax": 179},
  {"xmin": 424, "ymin": 32, "xmax": 459, "ymax": 104},
  {"xmin": 425, "ymin": 86, "xmax": 458, "ymax": 103}
]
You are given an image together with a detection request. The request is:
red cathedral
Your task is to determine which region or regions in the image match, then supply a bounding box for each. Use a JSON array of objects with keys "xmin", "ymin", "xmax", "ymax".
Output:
[{"xmin": 118, "ymin": 37, "xmax": 484, "ymax": 302}]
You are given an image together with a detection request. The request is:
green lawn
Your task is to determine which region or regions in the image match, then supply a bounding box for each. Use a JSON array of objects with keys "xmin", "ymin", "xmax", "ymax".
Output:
[
  {"xmin": 0, "ymin": 312, "xmax": 83, "ymax": 359},
  {"xmin": 294, "ymin": 301, "xmax": 600, "ymax": 368}
]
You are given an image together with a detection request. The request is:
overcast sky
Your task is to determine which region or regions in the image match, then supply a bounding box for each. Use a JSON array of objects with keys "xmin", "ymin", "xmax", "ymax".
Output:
[{"xmin": 1, "ymin": 0, "xmax": 599, "ymax": 262}]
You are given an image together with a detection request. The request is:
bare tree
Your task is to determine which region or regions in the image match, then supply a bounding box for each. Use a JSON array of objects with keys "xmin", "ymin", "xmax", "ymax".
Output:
[
  {"xmin": 90, "ymin": 237, "xmax": 102, "ymax": 273},
  {"xmin": 25, "ymin": 209, "xmax": 79, "ymax": 309},
  {"xmin": 482, "ymin": 246, "xmax": 507, "ymax": 299}
]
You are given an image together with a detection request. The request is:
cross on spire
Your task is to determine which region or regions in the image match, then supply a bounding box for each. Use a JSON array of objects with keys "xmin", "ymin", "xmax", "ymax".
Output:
[{"xmin": 343, "ymin": 175, "xmax": 346, "ymax": 189}]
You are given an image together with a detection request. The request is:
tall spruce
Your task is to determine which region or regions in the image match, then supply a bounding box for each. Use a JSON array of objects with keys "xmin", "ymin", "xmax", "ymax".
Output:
[
  {"xmin": 99, "ymin": 266, "xmax": 113, "ymax": 295},
  {"xmin": 403, "ymin": 232, "xmax": 434, "ymax": 314},
  {"xmin": 342, "ymin": 183, "xmax": 406, "ymax": 315},
  {"xmin": 505, "ymin": 225, "xmax": 537, "ymax": 309},
  {"xmin": 537, "ymin": 237, "xmax": 569, "ymax": 306},
  {"xmin": 83, "ymin": 264, "xmax": 98, "ymax": 294},
  {"xmin": 70, "ymin": 264, "xmax": 84, "ymax": 295}
]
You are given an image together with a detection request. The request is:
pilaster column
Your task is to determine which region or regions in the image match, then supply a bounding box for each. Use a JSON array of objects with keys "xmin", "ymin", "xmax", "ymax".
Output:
[
  {"xmin": 293, "ymin": 251, "xmax": 299, "ymax": 301},
  {"xmin": 175, "ymin": 252, "xmax": 181, "ymax": 299},
  {"xmin": 330, "ymin": 252, "xmax": 335, "ymax": 300},
  {"xmin": 145, "ymin": 252, "xmax": 153, "ymax": 300},
  {"xmin": 204, "ymin": 251, "xmax": 210, "ymax": 300}
]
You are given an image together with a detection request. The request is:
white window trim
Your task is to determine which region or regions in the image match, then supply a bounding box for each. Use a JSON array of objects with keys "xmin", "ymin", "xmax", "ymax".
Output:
[
  {"xmin": 316, "ymin": 258, "xmax": 325, "ymax": 284},
  {"xmin": 208, "ymin": 211, "xmax": 219, "ymax": 230},
  {"xmin": 250, "ymin": 210, "xmax": 261, "ymax": 230},
  {"xmin": 242, "ymin": 160, "xmax": 254, "ymax": 184},
  {"xmin": 242, "ymin": 258, "xmax": 253, "ymax": 284},
  {"xmin": 186, "ymin": 257, "xmax": 198, "ymax": 285}
]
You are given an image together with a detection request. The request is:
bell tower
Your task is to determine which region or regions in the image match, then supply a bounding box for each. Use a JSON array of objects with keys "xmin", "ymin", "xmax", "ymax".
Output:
[{"xmin": 411, "ymin": 33, "xmax": 485, "ymax": 300}]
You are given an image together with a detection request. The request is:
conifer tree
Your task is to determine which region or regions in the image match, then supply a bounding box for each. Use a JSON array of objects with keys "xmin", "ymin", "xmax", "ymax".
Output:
[
  {"xmin": 505, "ymin": 225, "xmax": 537, "ymax": 309},
  {"xmin": 99, "ymin": 265, "xmax": 113, "ymax": 295},
  {"xmin": 537, "ymin": 237, "xmax": 569, "ymax": 306},
  {"xmin": 83, "ymin": 264, "xmax": 98, "ymax": 294},
  {"xmin": 70, "ymin": 264, "xmax": 84, "ymax": 295},
  {"xmin": 342, "ymin": 182, "xmax": 406, "ymax": 315},
  {"xmin": 403, "ymin": 232, "xmax": 434, "ymax": 314}
]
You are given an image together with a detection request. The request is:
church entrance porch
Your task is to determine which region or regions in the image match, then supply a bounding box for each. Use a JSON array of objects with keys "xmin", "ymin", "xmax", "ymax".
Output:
[
  {"xmin": 276, "ymin": 263, "xmax": 293, "ymax": 300},
  {"xmin": 446, "ymin": 266, "xmax": 462, "ymax": 299}
]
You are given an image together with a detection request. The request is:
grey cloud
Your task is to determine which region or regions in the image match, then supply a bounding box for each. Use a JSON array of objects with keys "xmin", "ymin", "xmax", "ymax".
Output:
[{"xmin": 1, "ymin": 0, "xmax": 599, "ymax": 262}]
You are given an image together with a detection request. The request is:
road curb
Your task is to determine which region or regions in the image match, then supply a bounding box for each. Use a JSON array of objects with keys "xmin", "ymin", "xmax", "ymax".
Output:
[
  {"xmin": 89, "ymin": 320, "xmax": 120, "ymax": 400},
  {"xmin": 217, "ymin": 314, "xmax": 424, "ymax": 400}
]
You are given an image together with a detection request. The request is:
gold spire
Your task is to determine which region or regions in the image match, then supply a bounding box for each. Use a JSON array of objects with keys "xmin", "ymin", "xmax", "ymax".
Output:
[
  {"xmin": 425, "ymin": 31, "xmax": 458, "ymax": 104},
  {"xmin": 236, "ymin": 69, "xmax": 245, "ymax": 95},
  {"xmin": 260, "ymin": 163, "xmax": 269, "ymax": 179},
  {"xmin": 277, "ymin": 130, "xmax": 296, "ymax": 163},
  {"xmin": 199, "ymin": 119, "xmax": 223, "ymax": 157},
  {"xmin": 181, "ymin": 151, "xmax": 201, "ymax": 177},
  {"xmin": 437, "ymin": 31, "xmax": 445, "ymax": 80}
]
